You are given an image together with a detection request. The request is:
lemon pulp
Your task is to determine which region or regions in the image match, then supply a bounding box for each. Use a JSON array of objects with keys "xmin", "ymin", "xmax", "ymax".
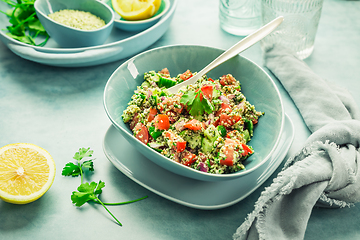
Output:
[
  {"xmin": 112, "ymin": 0, "xmax": 162, "ymax": 21},
  {"xmin": 0, "ymin": 143, "xmax": 56, "ymax": 204}
]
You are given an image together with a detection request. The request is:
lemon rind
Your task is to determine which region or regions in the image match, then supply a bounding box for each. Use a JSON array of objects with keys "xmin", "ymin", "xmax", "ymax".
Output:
[
  {"xmin": 112, "ymin": 0, "xmax": 161, "ymax": 21},
  {"xmin": 0, "ymin": 143, "xmax": 56, "ymax": 204}
]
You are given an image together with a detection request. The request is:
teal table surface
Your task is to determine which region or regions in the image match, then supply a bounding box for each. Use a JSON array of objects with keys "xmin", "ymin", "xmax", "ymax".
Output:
[{"xmin": 1, "ymin": 0, "xmax": 359, "ymax": 239}]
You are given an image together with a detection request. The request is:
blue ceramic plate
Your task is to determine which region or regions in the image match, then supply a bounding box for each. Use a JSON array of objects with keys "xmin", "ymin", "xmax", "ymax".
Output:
[
  {"xmin": 103, "ymin": 114, "xmax": 294, "ymax": 209},
  {"xmin": 0, "ymin": 0, "xmax": 177, "ymax": 67},
  {"xmin": 103, "ymin": 45, "xmax": 285, "ymax": 181},
  {"xmin": 106, "ymin": 0, "xmax": 170, "ymax": 32}
]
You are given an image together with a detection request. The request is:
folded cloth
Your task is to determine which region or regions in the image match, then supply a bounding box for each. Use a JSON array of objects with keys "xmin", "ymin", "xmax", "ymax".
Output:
[{"xmin": 233, "ymin": 45, "xmax": 360, "ymax": 240}]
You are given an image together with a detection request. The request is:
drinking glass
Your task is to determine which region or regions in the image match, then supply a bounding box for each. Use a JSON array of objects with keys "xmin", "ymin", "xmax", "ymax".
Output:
[
  {"xmin": 260, "ymin": 0, "xmax": 324, "ymax": 59},
  {"xmin": 219, "ymin": 0, "xmax": 261, "ymax": 36}
]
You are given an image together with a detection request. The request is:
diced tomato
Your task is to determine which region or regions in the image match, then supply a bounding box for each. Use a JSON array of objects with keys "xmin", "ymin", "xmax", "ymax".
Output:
[
  {"xmin": 201, "ymin": 85, "xmax": 213, "ymax": 100},
  {"xmin": 176, "ymin": 141, "xmax": 187, "ymax": 152},
  {"xmin": 215, "ymin": 103, "xmax": 232, "ymax": 116},
  {"xmin": 164, "ymin": 131, "xmax": 186, "ymax": 152},
  {"xmin": 220, "ymin": 138, "xmax": 242, "ymax": 166},
  {"xmin": 134, "ymin": 123, "xmax": 149, "ymax": 145},
  {"xmin": 180, "ymin": 70, "xmax": 193, "ymax": 80},
  {"xmin": 208, "ymin": 78, "xmax": 214, "ymax": 82},
  {"xmin": 252, "ymin": 119, "xmax": 258, "ymax": 125},
  {"xmin": 164, "ymin": 131, "xmax": 175, "ymax": 140},
  {"xmin": 147, "ymin": 108, "xmax": 157, "ymax": 122},
  {"xmin": 182, "ymin": 152, "xmax": 197, "ymax": 166},
  {"xmin": 220, "ymin": 74, "xmax": 237, "ymax": 86},
  {"xmin": 213, "ymin": 118, "xmax": 220, "ymax": 127},
  {"xmin": 129, "ymin": 113, "xmax": 140, "ymax": 130},
  {"xmin": 221, "ymin": 103, "xmax": 231, "ymax": 111},
  {"xmin": 159, "ymin": 68, "xmax": 170, "ymax": 75},
  {"xmin": 195, "ymin": 89, "xmax": 203, "ymax": 101},
  {"xmin": 219, "ymin": 114, "xmax": 241, "ymax": 127},
  {"xmin": 174, "ymin": 104, "xmax": 184, "ymax": 114},
  {"xmin": 225, "ymin": 138, "xmax": 241, "ymax": 147},
  {"xmin": 198, "ymin": 152, "xmax": 208, "ymax": 162},
  {"xmin": 195, "ymin": 85, "xmax": 213, "ymax": 101},
  {"xmin": 220, "ymin": 145, "xmax": 234, "ymax": 166},
  {"xmin": 154, "ymin": 114, "xmax": 170, "ymax": 130},
  {"xmin": 184, "ymin": 119, "xmax": 204, "ymax": 131},
  {"xmin": 241, "ymin": 143, "xmax": 253, "ymax": 156}
]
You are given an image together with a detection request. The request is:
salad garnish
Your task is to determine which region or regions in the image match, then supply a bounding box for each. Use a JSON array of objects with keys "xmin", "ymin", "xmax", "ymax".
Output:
[
  {"xmin": 0, "ymin": 0, "xmax": 49, "ymax": 46},
  {"xmin": 62, "ymin": 147, "xmax": 148, "ymax": 226}
]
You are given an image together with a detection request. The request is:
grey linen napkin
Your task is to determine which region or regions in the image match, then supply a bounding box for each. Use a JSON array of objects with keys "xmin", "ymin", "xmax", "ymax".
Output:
[{"xmin": 233, "ymin": 45, "xmax": 360, "ymax": 240}]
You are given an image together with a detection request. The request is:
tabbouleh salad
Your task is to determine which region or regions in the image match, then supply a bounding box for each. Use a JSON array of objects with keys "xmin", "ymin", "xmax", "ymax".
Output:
[{"xmin": 122, "ymin": 68, "xmax": 263, "ymax": 174}]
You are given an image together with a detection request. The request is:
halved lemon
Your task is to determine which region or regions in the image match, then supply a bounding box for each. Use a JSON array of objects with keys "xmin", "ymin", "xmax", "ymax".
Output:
[
  {"xmin": 112, "ymin": 0, "xmax": 162, "ymax": 21},
  {"xmin": 0, "ymin": 143, "xmax": 56, "ymax": 204}
]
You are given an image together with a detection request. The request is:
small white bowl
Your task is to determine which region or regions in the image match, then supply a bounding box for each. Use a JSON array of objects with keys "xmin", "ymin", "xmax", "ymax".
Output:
[
  {"xmin": 35, "ymin": 0, "xmax": 114, "ymax": 48},
  {"xmin": 107, "ymin": 0, "xmax": 170, "ymax": 32}
]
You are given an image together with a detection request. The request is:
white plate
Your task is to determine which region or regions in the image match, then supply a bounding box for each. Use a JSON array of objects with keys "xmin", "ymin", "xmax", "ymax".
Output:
[
  {"xmin": 103, "ymin": 114, "xmax": 294, "ymax": 210},
  {"xmin": 0, "ymin": 0, "xmax": 177, "ymax": 67}
]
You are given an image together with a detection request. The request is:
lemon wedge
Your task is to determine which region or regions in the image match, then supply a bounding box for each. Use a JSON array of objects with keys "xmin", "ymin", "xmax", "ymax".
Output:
[
  {"xmin": 112, "ymin": 0, "xmax": 162, "ymax": 21},
  {"xmin": 0, "ymin": 143, "xmax": 56, "ymax": 204}
]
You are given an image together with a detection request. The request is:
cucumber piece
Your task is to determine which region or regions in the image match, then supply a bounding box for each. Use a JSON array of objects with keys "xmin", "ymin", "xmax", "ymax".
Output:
[
  {"xmin": 201, "ymin": 137, "xmax": 213, "ymax": 153},
  {"xmin": 158, "ymin": 76, "xmax": 177, "ymax": 88},
  {"xmin": 141, "ymin": 81, "xmax": 150, "ymax": 88},
  {"xmin": 243, "ymin": 129, "xmax": 251, "ymax": 143},
  {"xmin": 213, "ymin": 89, "xmax": 221, "ymax": 99},
  {"xmin": 148, "ymin": 126, "xmax": 162, "ymax": 140},
  {"xmin": 244, "ymin": 119, "xmax": 254, "ymax": 136},
  {"xmin": 180, "ymin": 130, "xmax": 202, "ymax": 149},
  {"xmin": 204, "ymin": 125, "xmax": 217, "ymax": 140},
  {"xmin": 216, "ymin": 125, "xmax": 227, "ymax": 137}
]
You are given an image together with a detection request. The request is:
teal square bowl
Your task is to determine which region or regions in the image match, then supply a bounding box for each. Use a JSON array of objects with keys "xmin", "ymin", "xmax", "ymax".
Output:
[{"xmin": 103, "ymin": 45, "xmax": 284, "ymax": 181}]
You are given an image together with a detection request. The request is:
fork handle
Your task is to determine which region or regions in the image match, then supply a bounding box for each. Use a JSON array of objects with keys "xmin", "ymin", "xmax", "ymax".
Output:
[{"xmin": 168, "ymin": 16, "xmax": 284, "ymax": 94}]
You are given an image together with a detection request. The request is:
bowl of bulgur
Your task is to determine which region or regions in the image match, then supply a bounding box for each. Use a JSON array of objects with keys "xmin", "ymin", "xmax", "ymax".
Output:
[{"xmin": 103, "ymin": 45, "xmax": 285, "ymax": 181}]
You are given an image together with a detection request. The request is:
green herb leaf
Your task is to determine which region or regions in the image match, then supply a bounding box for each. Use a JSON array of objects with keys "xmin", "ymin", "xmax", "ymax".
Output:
[
  {"xmin": 217, "ymin": 125, "xmax": 227, "ymax": 137},
  {"xmin": 82, "ymin": 160, "xmax": 94, "ymax": 172},
  {"xmin": 180, "ymin": 89, "xmax": 214, "ymax": 116},
  {"xmin": 0, "ymin": 0, "xmax": 49, "ymax": 46},
  {"xmin": 62, "ymin": 147, "xmax": 94, "ymax": 179},
  {"xmin": 189, "ymin": 94, "xmax": 204, "ymax": 116},
  {"xmin": 71, "ymin": 181, "xmax": 101, "ymax": 207},
  {"xmin": 203, "ymin": 97, "xmax": 214, "ymax": 114},
  {"xmin": 180, "ymin": 89, "xmax": 196, "ymax": 106},
  {"xmin": 63, "ymin": 148, "xmax": 148, "ymax": 226},
  {"xmin": 73, "ymin": 147, "xmax": 93, "ymax": 161},
  {"xmin": 61, "ymin": 162, "xmax": 81, "ymax": 177},
  {"xmin": 95, "ymin": 180, "xmax": 105, "ymax": 195}
]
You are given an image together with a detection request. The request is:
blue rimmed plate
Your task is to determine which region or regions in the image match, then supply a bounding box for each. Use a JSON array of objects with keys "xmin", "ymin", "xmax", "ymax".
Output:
[{"xmin": 0, "ymin": 0, "xmax": 177, "ymax": 67}]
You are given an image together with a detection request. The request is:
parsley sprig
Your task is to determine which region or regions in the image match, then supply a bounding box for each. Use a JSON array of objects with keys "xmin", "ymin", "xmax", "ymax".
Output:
[
  {"xmin": 62, "ymin": 147, "xmax": 148, "ymax": 226},
  {"xmin": 0, "ymin": 0, "xmax": 49, "ymax": 46},
  {"xmin": 62, "ymin": 147, "xmax": 94, "ymax": 182},
  {"xmin": 180, "ymin": 89, "xmax": 214, "ymax": 116}
]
